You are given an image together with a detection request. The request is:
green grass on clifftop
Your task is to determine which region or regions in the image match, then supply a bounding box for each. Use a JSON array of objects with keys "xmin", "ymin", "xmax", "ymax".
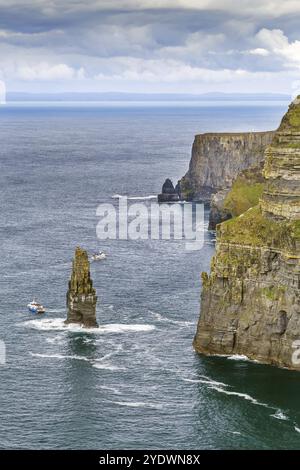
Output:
[
  {"xmin": 218, "ymin": 206, "xmax": 300, "ymax": 250},
  {"xmin": 278, "ymin": 97, "xmax": 300, "ymax": 130},
  {"xmin": 224, "ymin": 180, "xmax": 264, "ymax": 217},
  {"xmin": 223, "ymin": 165, "xmax": 264, "ymax": 217}
]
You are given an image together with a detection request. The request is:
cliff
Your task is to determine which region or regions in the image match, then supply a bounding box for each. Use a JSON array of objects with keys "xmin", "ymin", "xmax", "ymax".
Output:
[
  {"xmin": 158, "ymin": 178, "xmax": 180, "ymax": 202},
  {"xmin": 193, "ymin": 99, "xmax": 300, "ymax": 370},
  {"xmin": 208, "ymin": 163, "xmax": 265, "ymax": 229},
  {"xmin": 179, "ymin": 131, "xmax": 275, "ymax": 202},
  {"xmin": 66, "ymin": 247, "xmax": 98, "ymax": 328}
]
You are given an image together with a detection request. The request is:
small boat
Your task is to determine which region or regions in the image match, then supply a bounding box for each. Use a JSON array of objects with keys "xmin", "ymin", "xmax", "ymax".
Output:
[
  {"xmin": 27, "ymin": 300, "xmax": 45, "ymax": 314},
  {"xmin": 91, "ymin": 251, "xmax": 107, "ymax": 261}
]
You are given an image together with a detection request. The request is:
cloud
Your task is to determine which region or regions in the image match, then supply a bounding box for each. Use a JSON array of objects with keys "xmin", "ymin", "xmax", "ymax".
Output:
[
  {"xmin": 17, "ymin": 62, "xmax": 85, "ymax": 81},
  {"xmin": 0, "ymin": 1, "xmax": 300, "ymax": 93},
  {"xmin": 2, "ymin": 1, "xmax": 300, "ymax": 17},
  {"xmin": 248, "ymin": 48, "xmax": 270, "ymax": 57},
  {"xmin": 94, "ymin": 57, "xmax": 249, "ymax": 83},
  {"xmin": 256, "ymin": 28, "xmax": 300, "ymax": 68}
]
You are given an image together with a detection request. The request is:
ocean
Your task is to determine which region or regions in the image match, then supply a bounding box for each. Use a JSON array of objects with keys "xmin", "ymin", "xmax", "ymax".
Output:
[{"xmin": 1, "ymin": 100, "xmax": 300, "ymax": 450}]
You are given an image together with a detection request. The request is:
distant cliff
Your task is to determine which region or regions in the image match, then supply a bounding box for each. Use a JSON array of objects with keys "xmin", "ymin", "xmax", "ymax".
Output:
[
  {"xmin": 193, "ymin": 99, "xmax": 300, "ymax": 370},
  {"xmin": 179, "ymin": 131, "xmax": 275, "ymax": 202}
]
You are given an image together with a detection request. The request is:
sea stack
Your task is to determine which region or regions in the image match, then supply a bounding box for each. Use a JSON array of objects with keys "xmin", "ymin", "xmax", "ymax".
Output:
[
  {"xmin": 193, "ymin": 98, "xmax": 300, "ymax": 370},
  {"xmin": 158, "ymin": 178, "xmax": 180, "ymax": 202},
  {"xmin": 66, "ymin": 247, "xmax": 98, "ymax": 328}
]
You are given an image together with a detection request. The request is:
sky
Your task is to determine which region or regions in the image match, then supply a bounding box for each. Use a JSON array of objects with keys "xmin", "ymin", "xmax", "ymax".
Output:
[{"xmin": 1, "ymin": 0, "xmax": 300, "ymax": 94}]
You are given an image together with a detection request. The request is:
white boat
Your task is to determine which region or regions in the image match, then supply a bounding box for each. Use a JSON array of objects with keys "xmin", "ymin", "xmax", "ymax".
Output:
[
  {"xmin": 91, "ymin": 251, "xmax": 107, "ymax": 261},
  {"xmin": 27, "ymin": 300, "xmax": 45, "ymax": 314}
]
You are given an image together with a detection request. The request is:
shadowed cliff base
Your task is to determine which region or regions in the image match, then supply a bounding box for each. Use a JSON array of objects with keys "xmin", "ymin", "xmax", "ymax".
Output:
[{"xmin": 194, "ymin": 98, "xmax": 300, "ymax": 370}]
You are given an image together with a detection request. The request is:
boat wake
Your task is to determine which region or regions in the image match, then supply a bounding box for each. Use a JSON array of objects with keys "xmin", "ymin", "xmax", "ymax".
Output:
[
  {"xmin": 93, "ymin": 363, "xmax": 126, "ymax": 371},
  {"xmin": 30, "ymin": 345, "xmax": 126, "ymax": 372},
  {"xmin": 110, "ymin": 400, "xmax": 164, "ymax": 410}
]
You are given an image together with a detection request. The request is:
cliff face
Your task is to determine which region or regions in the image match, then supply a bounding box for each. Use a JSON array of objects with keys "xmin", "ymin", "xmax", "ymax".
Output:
[
  {"xmin": 208, "ymin": 163, "xmax": 265, "ymax": 229},
  {"xmin": 158, "ymin": 178, "xmax": 180, "ymax": 202},
  {"xmin": 66, "ymin": 247, "xmax": 98, "ymax": 328},
  {"xmin": 193, "ymin": 99, "xmax": 300, "ymax": 370},
  {"xmin": 180, "ymin": 131, "xmax": 275, "ymax": 202}
]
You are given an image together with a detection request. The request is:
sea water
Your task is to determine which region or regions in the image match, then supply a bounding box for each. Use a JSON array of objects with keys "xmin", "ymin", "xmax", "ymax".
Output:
[{"xmin": 1, "ymin": 101, "xmax": 300, "ymax": 450}]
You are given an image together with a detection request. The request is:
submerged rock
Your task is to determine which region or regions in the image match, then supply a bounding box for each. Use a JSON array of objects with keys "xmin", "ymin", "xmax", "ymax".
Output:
[
  {"xmin": 194, "ymin": 98, "xmax": 300, "ymax": 370},
  {"xmin": 158, "ymin": 178, "xmax": 179, "ymax": 202},
  {"xmin": 65, "ymin": 247, "xmax": 98, "ymax": 328}
]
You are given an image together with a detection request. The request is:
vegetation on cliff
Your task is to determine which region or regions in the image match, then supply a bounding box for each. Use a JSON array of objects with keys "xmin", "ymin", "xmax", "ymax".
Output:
[
  {"xmin": 194, "ymin": 97, "xmax": 300, "ymax": 369},
  {"xmin": 218, "ymin": 205, "xmax": 300, "ymax": 252},
  {"xmin": 223, "ymin": 165, "xmax": 264, "ymax": 217}
]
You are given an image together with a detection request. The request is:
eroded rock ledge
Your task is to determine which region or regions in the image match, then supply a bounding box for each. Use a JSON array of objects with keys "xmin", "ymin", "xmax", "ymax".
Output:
[{"xmin": 193, "ymin": 99, "xmax": 300, "ymax": 370}]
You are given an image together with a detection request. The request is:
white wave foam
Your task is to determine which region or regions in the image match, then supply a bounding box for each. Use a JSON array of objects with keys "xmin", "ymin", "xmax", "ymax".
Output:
[
  {"xmin": 172, "ymin": 200, "xmax": 191, "ymax": 204},
  {"xmin": 271, "ymin": 410, "xmax": 289, "ymax": 421},
  {"xmin": 112, "ymin": 194, "xmax": 157, "ymax": 200},
  {"xmin": 45, "ymin": 334, "xmax": 66, "ymax": 344},
  {"xmin": 102, "ymin": 324, "xmax": 155, "ymax": 333},
  {"xmin": 150, "ymin": 311, "xmax": 195, "ymax": 327},
  {"xmin": 182, "ymin": 371, "xmax": 278, "ymax": 413},
  {"xmin": 226, "ymin": 354, "xmax": 259, "ymax": 363},
  {"xmin": 182, "ymin": 377, "xmax": 229, "ymax": 387},
  {"xmin": 30, "ymin": 352, "xmax": 90, "ymax": 362},
  {"xmin": 23, "ymin": 318, "xmax": 155, "ymax": 334},
  {"xmin": 98, "ymin": 385, "xmax": 122, "ymax": 395},
  {"xmin": 294, "ymin": 426, "xmax": 300, "ymax": 433},
  {"xmin": 212, "ymin": 353, "xmax": 259, "ymax": 364},
  {"xmin": 210, "ymin": 385, "xmax": 269, "ymax": 407},
  {"xmin": 111, "ymin": 400, "xmax": 163, "ymax": 410},
  {"xmin": 97, "ymin": 345, "xmax": 123, "ymax": 362},
  {"xmin": 31, "ymin": 350, "xmax": 124, "ymax": 371},
  {"xmin": 93, "ymin": 363, "xmax": 126, "ymax": 371}
]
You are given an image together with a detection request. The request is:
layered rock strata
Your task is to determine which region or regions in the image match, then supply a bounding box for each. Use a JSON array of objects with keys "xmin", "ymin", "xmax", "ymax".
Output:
[
  {"xmin": 179, "ymin": 131, "xmax": 275, "ymax": 202},
  {"xmin": 193, "ymin": 99, "xmax": 300, "ymax": 370},
  {"xmin": 66, "ymin": 247, "xmax": 98, "ymax": 328},
  {"xmin": 208, "ymin": 163, "xmax": 265, "ymax": 229}
]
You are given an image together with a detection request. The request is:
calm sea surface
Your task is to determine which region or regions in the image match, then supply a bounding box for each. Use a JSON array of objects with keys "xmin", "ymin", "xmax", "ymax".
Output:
[{"xmin": 1, "ymin": 101, "xmax": 300, "ymax": 450}]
